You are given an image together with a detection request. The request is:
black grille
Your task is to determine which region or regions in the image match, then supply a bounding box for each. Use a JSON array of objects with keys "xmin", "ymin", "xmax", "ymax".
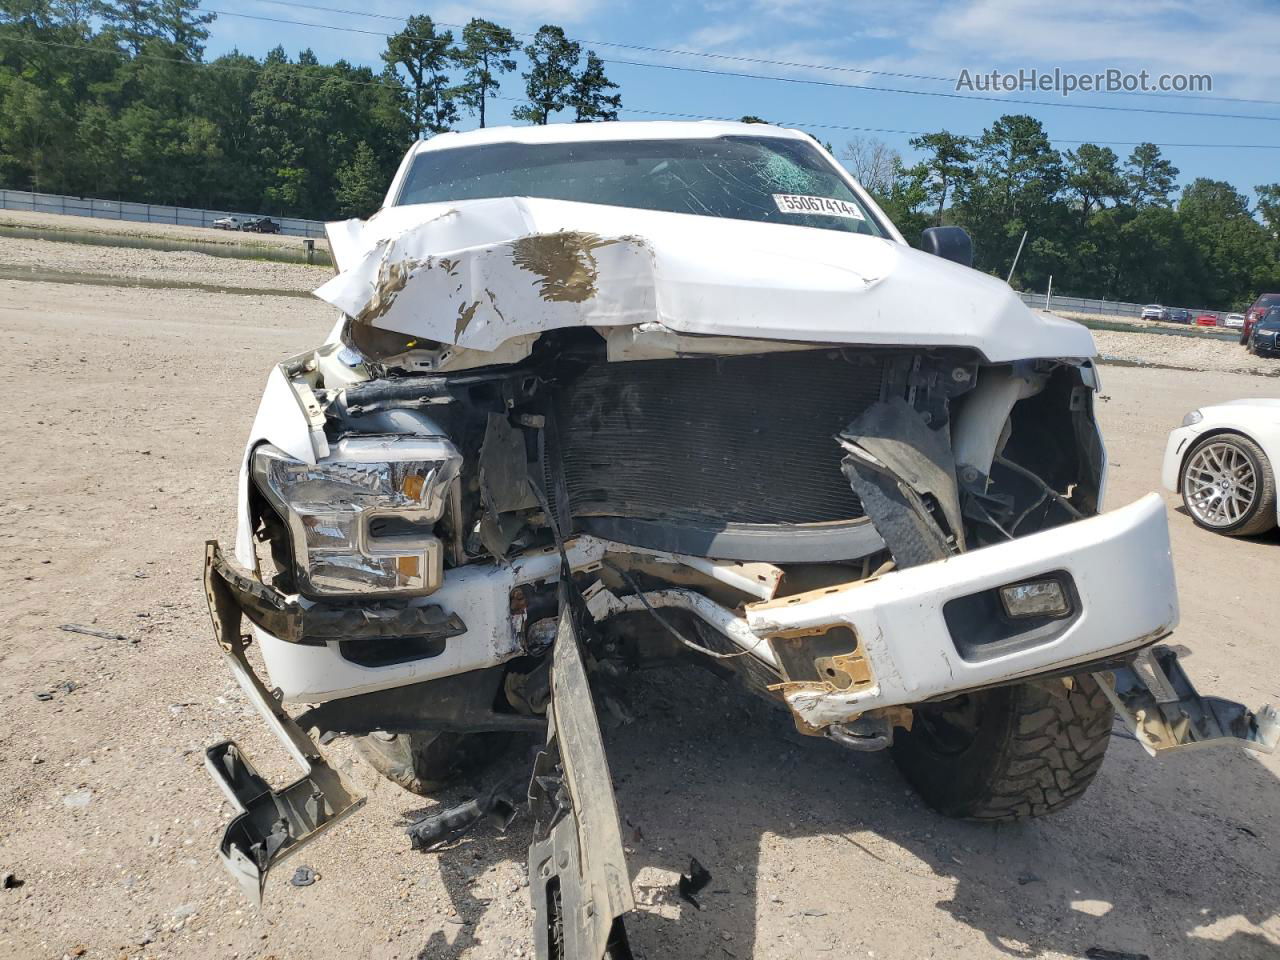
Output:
[{"xmin": 552, "ymin": 351, "xmax": 886, "ymax": 526}]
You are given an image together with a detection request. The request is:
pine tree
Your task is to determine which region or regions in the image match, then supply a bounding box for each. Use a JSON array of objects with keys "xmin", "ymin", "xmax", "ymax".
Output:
[
  {"xmin": 513, "ymin": 25, "xmax": 579, "ymax": 125},
  {"xmin": 455, "ymin": 18, "xmax": 517, "ymax": 129},
  {"xmin": 570, "ymin": 51, "xmax": 619, "ymax": 122},
  {"xmin": 334, "ymin": 141, "xmax": 385, "ymax": 218},
  {"xmin": 382, "ymin": 15, "xmax": 459, "ymax": 139}
]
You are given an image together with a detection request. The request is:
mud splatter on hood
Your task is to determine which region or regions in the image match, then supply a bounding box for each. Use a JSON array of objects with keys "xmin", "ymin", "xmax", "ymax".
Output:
[{"xmin": 314, "ymin": 195, "xmax": 1096, "ymax": 363}]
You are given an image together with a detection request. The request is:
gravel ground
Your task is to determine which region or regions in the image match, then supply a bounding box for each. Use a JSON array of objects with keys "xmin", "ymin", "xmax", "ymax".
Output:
[
  {"xmin": 1093, "ymin": 328, "xmax": 1279, "ymax": 377},
  {"xmin": 0, "ymin": 236, "xmax": 331, "ymax": 293},
  {"xmin": 1, "ymin": 240, "xmax": 1278, "ymax": 960},
  {"xmin": 0, "ymin": 208, "xmax": 313, "ymax": 252}
]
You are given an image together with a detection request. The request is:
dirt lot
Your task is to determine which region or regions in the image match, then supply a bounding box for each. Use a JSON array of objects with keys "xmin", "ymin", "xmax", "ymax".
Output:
[{"xmin": 1, "ymin": 241, "xmax": 1279, "ymax": 960}]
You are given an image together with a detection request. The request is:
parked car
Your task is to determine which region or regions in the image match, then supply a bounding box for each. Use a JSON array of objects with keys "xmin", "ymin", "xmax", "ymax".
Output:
[
  {"xmin": 211, "ymin": 216, "xmax": 241, "ymax": 230},
  {"xmin": 1164, "ymin": 399, "xmax": 1280, "ymax": 536},
  {"xmin": 199, "ymin": 121, "xmax": 1277, "ymax": 956},
  {"xmin": 1247, "ymin": 309, "xmax": 1280, "ymax": 357},
  {"xmin": 1168, "ymin": 308, "xmax": 1191, "ymax": 324},
  {"xmin": 1224, "ymin": 313, "xmax": 1246, "ymax": 329},
  {"xmin": 1195, "ymin": 313, "xmax": 1219, "ymax": 327},
  {"xmin": 1141, "ymin": 303, "xmax": 1167, "ymax": 321},
  {"xmin": 1242, "ymin": 292, "xmax": 1280, "ymax": 344},
  {"xmin": 243, "ymin": 216, "xmax": 280, "ymax": 234}
]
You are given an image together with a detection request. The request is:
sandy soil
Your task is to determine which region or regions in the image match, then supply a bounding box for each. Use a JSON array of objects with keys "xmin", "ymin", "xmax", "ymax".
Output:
[
  {"xmin": 1, "ymin": 238, "xmax": 1279, "ymax": 960},
  {"xmin": 0, "ymin": 237, "xmax": 332, "ymax": 294}
]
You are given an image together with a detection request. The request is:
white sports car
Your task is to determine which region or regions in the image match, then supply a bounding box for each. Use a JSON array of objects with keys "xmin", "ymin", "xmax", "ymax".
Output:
[{"xmin": 1163, "ymin": 399, "xmax": 1280, "ymax": 535}]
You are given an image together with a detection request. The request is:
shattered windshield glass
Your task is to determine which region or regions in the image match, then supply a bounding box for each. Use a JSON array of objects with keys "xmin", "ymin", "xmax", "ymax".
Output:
[{"xmin": 396, "ymin": 136, "xmax": 886, "ymax": 237}]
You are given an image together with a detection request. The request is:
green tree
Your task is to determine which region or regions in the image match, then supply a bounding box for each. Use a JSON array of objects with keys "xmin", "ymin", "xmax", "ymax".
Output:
[
  {"xmin": 906, "ymin": 130, "xmax": 972, "ymax": 225},
  {"xmin": 382, "ymin": 15, "xmax": 458, "ymax": 139},
  {"xmin": 570, "ymin": 50, "xmax": 619, "ymax": 122},
  {"xmin": 1255, "ymin": 183, "xmax": 1280, "ymax": 240},
  {"xmin": 454, "ymin": 18, "xmax": 517, "ymax": 128},
  {"xmin": 153, "ymin": 0, "xmax": 213, "ymax": 58},
  {"xmin": 97, "ymin": 0, "xmax": 160, "ymax": 54},
  {"xmin": 738, "ymin": 115, "xmax": 767, "ymax": 124},
  {"xmin": 952, "ymin": 115, "xmax": 1067, "ymax": 286},
  {"xmin": 1179, "ymin": 178, "xmax": 1278, "ymax": 306},
  {"xmin": 513, "ymin": 25, "xmax": 578, "ymax": 125},
  {"xmin": 1064, "ymin": 143, "xmax": 1123, "ymax": 226},
  {"xmin": 1125, "ymin": 142, "xmax": 1178, "ymax": 207},
  {"xmin": 334, "ymin": 140, "xmax": 384, "ymax": 217}
]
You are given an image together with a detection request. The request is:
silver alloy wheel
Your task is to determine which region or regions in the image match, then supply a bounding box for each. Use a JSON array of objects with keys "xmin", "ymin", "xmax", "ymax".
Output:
[{"xmin": 1183, "ymin": 440, "xmax": 1258, "ymax": 528}]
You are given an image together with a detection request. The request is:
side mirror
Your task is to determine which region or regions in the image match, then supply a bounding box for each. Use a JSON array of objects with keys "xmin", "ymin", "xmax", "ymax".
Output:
[{"xmin": 920, "ymin": 226, "xmax": 973, "ymax": 268}]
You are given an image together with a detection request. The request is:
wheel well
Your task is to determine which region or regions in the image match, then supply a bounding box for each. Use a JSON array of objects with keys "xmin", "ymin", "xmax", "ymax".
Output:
[{"xmin": 1177, "ymin": 428, "xmax": 1260, "ymax": 487}]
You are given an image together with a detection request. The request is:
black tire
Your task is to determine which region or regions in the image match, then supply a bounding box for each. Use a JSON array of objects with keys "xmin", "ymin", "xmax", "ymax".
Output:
[
  {"xmin": 891, "ymin": 673, "xmax": 1113, "ymax": 822},
  {"xmin": 1180, "ymin": 433, "xmax": 1277, "ymax": 537},
  {"xmin": 354, "ymin": 730, "xmax": 509, "ymax": 796}
]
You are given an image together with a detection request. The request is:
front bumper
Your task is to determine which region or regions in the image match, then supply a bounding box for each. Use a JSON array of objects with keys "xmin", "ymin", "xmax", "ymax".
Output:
[
  {"xmin": 202, "ymin": 543, "xmax": 365, "ymax": 904},
  {"xmin": 744, "ymin": 494, "xmax": 1179, "ymax": 730}
]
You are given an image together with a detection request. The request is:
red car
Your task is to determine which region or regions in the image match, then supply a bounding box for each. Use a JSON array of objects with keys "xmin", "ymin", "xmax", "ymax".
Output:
[
  {"xmin": 1241, "ymin": 293, "xmax": 1280, "ymax": 343},
  {"xmin": 1195, "ymin": 313, "xmax": 1219, "ymax": 327}
]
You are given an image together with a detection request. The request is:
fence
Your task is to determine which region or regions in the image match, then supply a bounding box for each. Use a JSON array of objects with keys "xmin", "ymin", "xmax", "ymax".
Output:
[
  {"xmin": 1016, "ymin": 290, "xmax": 1231, "ymax": 321},
  {"xmin": 0, "ymin": 188, "xmax": 327, "ymax": 239}
]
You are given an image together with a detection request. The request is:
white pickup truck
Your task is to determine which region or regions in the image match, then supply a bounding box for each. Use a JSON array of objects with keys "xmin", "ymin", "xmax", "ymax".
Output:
[{"xmin": 201, "ymin": 120, "xmax": 1277, "ymax": 959}]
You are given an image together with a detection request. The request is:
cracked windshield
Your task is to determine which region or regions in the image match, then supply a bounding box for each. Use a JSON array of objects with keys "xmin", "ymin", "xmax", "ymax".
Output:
[{"xmin": 397, "ymin": 135, "xmax": 886, "ymax": 236}]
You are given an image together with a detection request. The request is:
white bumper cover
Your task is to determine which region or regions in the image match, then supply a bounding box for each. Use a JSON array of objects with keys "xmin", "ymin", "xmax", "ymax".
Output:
[{"xmin": 745, "ymin": 494, "xmax": 1177, "ymax": 729}]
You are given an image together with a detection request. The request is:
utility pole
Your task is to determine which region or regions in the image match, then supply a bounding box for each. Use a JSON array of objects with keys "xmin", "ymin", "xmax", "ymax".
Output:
[
  {"xmin": 1007, "ymin": 230, "xmax": 1028, "ymax": 284},
  {"xmin": 1045, "ymin": 275, "xmax": 1053, "ymax": 309}
]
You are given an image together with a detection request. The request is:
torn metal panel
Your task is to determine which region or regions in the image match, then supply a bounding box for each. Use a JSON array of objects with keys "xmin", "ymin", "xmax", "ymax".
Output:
[
  {"xmin": 316, "ymin": 196, "xmax": 1099, "ymax": 362},
  {"xmin": 838, "ymin": 397, "xmax": 965, "ymax": 568},
  {"xmin": 1095, "ymin": 646, "xmax": 1279, "ymax": 755},
  {"xmin": 528, "ymin": 608, "xmax": 634, "ymax": 960}
]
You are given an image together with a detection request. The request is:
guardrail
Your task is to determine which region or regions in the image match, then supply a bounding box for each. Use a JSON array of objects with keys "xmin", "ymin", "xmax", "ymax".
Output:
[
  {"xmin": 0, "ymin": 188, "xmax": 327, "ymax": 239},
  {"xmin": 1016, "ymin": 290, "xmax": 1233, "ymax": 322}
]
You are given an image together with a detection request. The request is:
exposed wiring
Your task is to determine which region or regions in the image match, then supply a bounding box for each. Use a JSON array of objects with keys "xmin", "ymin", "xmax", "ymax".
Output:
[
  {"xmin": 601, "ymin": 560, "xmax": 755, "ymax": 661},
  {"xmin": 994, "ymin": 455, "xmax": 1086, "ymax": 520}
]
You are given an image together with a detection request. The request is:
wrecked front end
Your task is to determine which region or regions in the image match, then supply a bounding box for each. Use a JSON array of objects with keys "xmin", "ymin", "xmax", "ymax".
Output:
[{"xmin": 200, "ymin": 199, "xmax": 1277, "ymax": 955}]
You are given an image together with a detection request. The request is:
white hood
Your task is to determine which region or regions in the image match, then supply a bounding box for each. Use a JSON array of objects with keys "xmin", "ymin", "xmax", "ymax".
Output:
[{"xmin": 316, "ymin": 196, "xmax": 1096, "ymax": 364}]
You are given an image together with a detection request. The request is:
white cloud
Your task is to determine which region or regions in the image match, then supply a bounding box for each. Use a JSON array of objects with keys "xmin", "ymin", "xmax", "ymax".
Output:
[{"xmin": 686, "ymin": 0, "xmax": 1280, "ymax": 98}]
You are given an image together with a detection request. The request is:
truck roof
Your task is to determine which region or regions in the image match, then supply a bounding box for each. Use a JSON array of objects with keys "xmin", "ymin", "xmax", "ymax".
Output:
[{"xmin": 410, "ymin": 120, "xmax": 812, "ymax": 156}]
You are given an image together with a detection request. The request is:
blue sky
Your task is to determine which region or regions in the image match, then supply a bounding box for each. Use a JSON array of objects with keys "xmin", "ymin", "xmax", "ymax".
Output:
[{"xmin": 204, "ymin": 0, "xmax": 1280, "ymax": 202}]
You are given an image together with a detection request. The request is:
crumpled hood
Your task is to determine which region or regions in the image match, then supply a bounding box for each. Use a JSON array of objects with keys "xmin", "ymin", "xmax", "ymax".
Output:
[{"xmin": 316, "ymin": 196, "xmax": 1095, "ymax": 363}]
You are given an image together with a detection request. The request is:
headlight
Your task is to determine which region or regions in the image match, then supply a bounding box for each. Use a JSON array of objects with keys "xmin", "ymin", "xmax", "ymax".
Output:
[
  {"xmin": 1181, "ymin": 410, "xmax": 1203, "ymax": 427},
  {"xmin": 251, "ymin": 435, "xmax": 462, "ymax": 598}
]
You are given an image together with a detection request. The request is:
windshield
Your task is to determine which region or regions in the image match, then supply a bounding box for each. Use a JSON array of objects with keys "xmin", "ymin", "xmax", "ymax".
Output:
[{"xmin": 396, "ymin": 135, "xmax": 887, "ymax": 237}]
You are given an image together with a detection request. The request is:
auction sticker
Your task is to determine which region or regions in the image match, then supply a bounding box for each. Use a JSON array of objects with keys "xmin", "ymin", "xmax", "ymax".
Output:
[{"xmin": 773, "ymin": 194, "xmax": 865, "ymax": 220}]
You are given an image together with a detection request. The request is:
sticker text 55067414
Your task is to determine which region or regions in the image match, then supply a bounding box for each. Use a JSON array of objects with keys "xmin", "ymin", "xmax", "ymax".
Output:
[{"xmin": 772, "ymin": 194, "xmax": 865, "ymax": 221}]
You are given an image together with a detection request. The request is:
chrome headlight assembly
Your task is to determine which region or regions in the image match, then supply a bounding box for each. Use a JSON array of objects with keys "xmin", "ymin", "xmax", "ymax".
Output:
[{"xmin": 251, "ymin": 435, "xmax": 462, "ymax": 598}]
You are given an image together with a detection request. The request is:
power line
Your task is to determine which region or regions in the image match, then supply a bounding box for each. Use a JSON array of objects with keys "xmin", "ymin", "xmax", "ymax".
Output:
[
  {"xmin": 204, "ymin": 8, "xmax": 1280, "ymax": 123},
  {"xmin": 5, "ymin": 34, "xmax": 1280, "ymax": 150},
  {"xmin": 242, "ymin": 0, "xmax": 1280, "ymax": 110},
  {"xmin": 243, "ymin": 0, "xmax": 953, "ymax": 86}
]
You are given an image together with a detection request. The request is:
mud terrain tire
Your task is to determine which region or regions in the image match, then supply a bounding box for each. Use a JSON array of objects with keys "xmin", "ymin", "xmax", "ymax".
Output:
[
  {"xmin": 354, "ymin": 730, "xmax": 508, "ymax": 796},
  {"xmin": 891, "ymin": 673, "xmax": 1113, "ymax": 821}
]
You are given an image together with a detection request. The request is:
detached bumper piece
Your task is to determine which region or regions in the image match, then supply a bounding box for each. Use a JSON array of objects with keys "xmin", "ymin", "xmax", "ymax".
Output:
[
  {"xmin": 203, "ymin": 541, "xmax": 365, "ymax": 904},
  {"xmin": 1096, "ymin": 646, "xmax": 1279, "ymax": 755},
  {"xmin": 206, "ymin": 540, "xmax": 465, "ymax": 647},
  {"xmin": 528, "ymin": 608, "xmax": 635, "ymax": 960}
]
